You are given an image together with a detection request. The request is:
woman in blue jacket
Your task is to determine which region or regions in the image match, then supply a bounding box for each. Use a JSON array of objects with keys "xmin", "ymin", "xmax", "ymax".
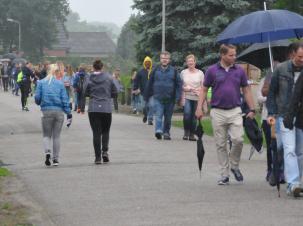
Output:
[{"xmin": 35, "ymin": 63, "xmax": 72, "ymax": 167}]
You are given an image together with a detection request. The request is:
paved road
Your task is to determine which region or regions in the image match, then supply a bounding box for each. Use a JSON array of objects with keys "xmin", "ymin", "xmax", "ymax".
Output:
[{"xmin": 0, "ymin": 92, "xmax": 302, "ymax": 226}]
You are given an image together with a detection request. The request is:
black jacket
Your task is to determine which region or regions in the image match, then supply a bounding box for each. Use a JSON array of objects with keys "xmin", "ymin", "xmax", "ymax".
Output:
[{"xmin": 283, "ymin": 73, "xmax": 303, "ymax": 129}]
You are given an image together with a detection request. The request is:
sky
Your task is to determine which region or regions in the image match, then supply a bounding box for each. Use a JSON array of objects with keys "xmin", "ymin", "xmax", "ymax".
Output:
[{"xmin": 68, "ymin": 0, "xmax": 135, "ymax": 27}]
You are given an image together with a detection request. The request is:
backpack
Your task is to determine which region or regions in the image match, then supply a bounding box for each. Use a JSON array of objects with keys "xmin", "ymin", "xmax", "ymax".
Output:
[
  {"xmin": 77, "ymin": 75, "xmax": 85, "ymax": 92},
  {"xmin": 17, "ymin": 70, "xmax": 24, "ymax": 83}
]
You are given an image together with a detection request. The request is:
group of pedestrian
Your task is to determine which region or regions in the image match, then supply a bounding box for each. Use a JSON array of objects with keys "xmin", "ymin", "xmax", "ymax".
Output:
[
  {"xmin": 3, "ymin": 41, "xmax": 302, "ymax": 199},
  {"xmin": 34, "ymin": 59, "xmax": 117, "ymax": 166}
]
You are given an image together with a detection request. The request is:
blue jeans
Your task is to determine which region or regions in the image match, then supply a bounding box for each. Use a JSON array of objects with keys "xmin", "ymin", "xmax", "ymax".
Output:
[
  {"xmin": 276, "ymin": 117, "xmax": 303, "ymax": 186},
  {"xmin": 183, "ymin": 99, "xmax": 197, "ymax": 135},
  {"xmin": 154, "ymin": 98, "xmax": 175, "ymax": 135},
  {"xmin": 143, "ymin": 96, "xmax": 154, "ymax": 122}
]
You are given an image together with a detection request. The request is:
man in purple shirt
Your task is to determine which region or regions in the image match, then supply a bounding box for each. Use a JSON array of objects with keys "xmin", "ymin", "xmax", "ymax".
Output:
[{"xmin": 195, "ymin": 44, "xmax": 255, "ymax": 185}]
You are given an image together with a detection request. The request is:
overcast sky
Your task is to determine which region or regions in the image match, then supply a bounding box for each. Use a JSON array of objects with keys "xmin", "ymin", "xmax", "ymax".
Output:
[{"xmin": 68, "ymin": 0, "xmax": 135, "ymax": 27}]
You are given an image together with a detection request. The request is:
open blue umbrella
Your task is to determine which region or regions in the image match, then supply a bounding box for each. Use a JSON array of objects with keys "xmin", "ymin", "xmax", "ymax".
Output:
[{"xmin": 217, "ymin": 9, "xmax": 303, "ymax": 71}]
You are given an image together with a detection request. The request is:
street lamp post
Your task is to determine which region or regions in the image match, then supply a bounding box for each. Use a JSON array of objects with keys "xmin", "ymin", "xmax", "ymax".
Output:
[
  {"xmin": 161, "ymin": 0, "xmax": 166, "ymax": 52},
  {"xmin": 7, "ymin": 18, "xmax": 21, "ymax": 52}
]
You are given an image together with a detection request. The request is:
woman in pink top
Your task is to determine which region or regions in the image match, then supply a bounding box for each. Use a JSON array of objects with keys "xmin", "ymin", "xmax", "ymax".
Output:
[{"xmin": 180, "ymin": 54, "xmax": 206, "ymax": 141}]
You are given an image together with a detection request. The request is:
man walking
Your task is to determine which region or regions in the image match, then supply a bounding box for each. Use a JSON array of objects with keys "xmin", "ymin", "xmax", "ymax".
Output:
[
  {"xmin": 145, "ymin": 51, "xmax": 182, "ymax": 140},
  {"xmin": 1, "ymin": 61, "xmax": 10, "ymax": 92},
  {"xmin": 195, "ymin": 44, "xmax": 255, "ymax": 185},
  {"xmin": 267, "ymin": 42, "xmax": 303, "ymax": 197},
  {"xmin": 134, "ymin": 56, "xmax": 153, "ymax": 124}
]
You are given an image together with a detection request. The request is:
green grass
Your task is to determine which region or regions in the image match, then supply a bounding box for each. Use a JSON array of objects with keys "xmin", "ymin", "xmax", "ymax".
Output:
[
  {"xmin": 172, "ymin": 114, "xmax": 264, "ymax": 145},
  {"xmin": 0, "ymin": 167, "xmax": 11, "ymax": 177}
]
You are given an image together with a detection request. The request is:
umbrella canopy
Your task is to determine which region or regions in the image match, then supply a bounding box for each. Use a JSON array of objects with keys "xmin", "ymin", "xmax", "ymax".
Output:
[
  {"xmin": 237, "ymin": 40, "xmax": 291, "ymax": 69},
  {"xmin": 217, "ymin": 9, "xmax": 303, "ymax": 44},
  {"xmin": 3, "ymin": 53, "xmax": 17, "ymax": 60},
  {"xmin": 195, "ymin": 120, "xmax": 205, "ymax": 177},
  {"xmin": 0, "ymin": 58, "xmax": 11, "ymax": 62},
  {"xmin": 12, "ymin": 58, "xmax": 27, "ymax": 65}
]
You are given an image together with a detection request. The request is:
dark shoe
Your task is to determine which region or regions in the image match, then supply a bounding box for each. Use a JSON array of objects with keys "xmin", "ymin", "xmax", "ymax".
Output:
[
  {"xmin": 218, "ymin": 177, "xmax": 229, "ymax": 185},
  {"xmin": 155, "ymin": 132, "xmax": 162, "ymax": 140},
  {"xmin": 266, "ymin": 169, "xmax": 272, "ymax": 182},
  {"xmin": 163, "ymin": 133, "xmax": 171, "ymax": 140},
  {"xmin": 53, "ymin": 159, "xmax": 59, "ymax": 166},
  {"xmin": 143, "ymin": 116, "xmax": 147, "ymax": 123},
  {"xmin": 24, "ymin": 107, "xmax": 29, "ymax": 111},
  {"xmin": 231, "ymin": 168, "xmax": 244, "ymax": 182},
  {"xmin": 183, "ymin": 135, "xmax": 189, "ymax": 140},
  {"xmin": 102, "ymin": 152, "xmax": 109, "ymax": 163},
  {"xmin": 148, "ymin": 121, "xmax": 153, "ymax": 125},
  {"xmin": 45, "ymin": 154, "xmax": 51, "ymax": 166},
  {"xmin": 188, "ymin": 134, "xmax": 197, "ymax": 141},
  {"xmin": 95, "ymin": 157, "xmax": 102, "ymax": 165}
]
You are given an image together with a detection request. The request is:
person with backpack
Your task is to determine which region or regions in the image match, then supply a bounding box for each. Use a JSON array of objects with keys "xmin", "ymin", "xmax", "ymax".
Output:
[
  {"xmin": 144, "ymin": 51, "xmax": 182, "ymax": 140},
  {"xmin": 17, "ymin": 62, "xmax": 34, "ymax": 111},
  {"xmin": 83, "ymin": 59, "xmax": 117, "ymax": 164},
  {"xmin": 73, "ymin": 66, "xmax": 87, "ymax": 114}
]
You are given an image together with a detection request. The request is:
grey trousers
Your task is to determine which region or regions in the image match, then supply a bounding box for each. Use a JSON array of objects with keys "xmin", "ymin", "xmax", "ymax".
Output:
[{"xmin": 41, "ymin": 111, "xmax": 64, "ymax": 160}]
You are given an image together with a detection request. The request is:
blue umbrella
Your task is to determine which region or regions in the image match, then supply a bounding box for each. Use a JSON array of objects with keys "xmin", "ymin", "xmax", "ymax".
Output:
[
  {"xmin": 216, "ymin": 9, "xmax": 303, "ymax": 72},
  {"xmin": 217, "ymin": 10, "xmax": 303, "ymax": 44}
]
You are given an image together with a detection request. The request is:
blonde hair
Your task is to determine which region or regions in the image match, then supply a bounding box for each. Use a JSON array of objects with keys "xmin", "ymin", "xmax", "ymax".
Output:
[
  {"xmin": 186, "ymin": 54, "xmax": 196, "ymax": 62},
  {"xmin": 46, "ymin": 64, "xmax": 60, "ymax": 84}
]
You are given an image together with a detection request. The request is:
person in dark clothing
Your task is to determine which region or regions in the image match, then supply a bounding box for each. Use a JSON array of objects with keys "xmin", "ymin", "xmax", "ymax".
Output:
[
  {"xmin": 73, "ymin": 67, "xmax": 87, "ymax": 114},
  {"xmin": 39, "ymin": 62, "xmax": 49, "ymax": 80},
  {"xmin": 144, "ymin": 51, "xmax": 182, "ymax": 140},
  {"xmin": 17, "ymin": 62, "xmax": 34, "ymax": 111},
  {"xmin": 83, "ymin": 59, "xmax": 118, "ymax": 164},
  {"xmin": 134, "ymin": 56, "xmax": 153, "ymax": 124},
  {"xmin": 283, "ymin": 72, "xmax": 303, "ymax": 130},
  {"xmin": 1, "ymin": 61, "xmax": 11, "ymax": 92}
]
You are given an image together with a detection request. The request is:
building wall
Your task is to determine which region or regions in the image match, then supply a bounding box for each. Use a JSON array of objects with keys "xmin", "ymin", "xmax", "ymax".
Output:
[{"xmin": 44, "ymin": 49, "xmax": 67, "ymax": 57}]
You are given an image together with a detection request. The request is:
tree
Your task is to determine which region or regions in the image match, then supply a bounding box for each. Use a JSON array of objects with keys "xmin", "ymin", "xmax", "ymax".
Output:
[
  {"xmin": 116, "ymin": 15, "xmax": 139, "ymax": 62},
  {"xmin": 65, "ymin": 11, "xmax": 121, "ymax": 42},
  {"xmin": 132, "ymin": 0, "xmax": 278, "ymax": 68},
  {"xmin": 0, "ymin": 0, "xmax": 69, "ymax": 61},
  {"xmin": 274, "ymin": 0, "xmax": 303, "ymax": 14}
]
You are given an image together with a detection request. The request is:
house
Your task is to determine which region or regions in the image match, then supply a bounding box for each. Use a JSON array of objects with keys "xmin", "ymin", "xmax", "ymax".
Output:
[
  {"xmin": 68, "ymin": 32, "xmax": 116, "ymax": 57},
  {"xmin": 44, "ymin": 23, "xmax": 116, "ymax": 57}
]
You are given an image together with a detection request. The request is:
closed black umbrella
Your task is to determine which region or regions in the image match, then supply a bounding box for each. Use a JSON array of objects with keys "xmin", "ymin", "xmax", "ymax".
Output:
[
  {"xmin": 270, "ymin": 122, "xmax": 281, "ymax": 197},
  {"xmin": 195, "ymin": 120, "xmax": 205, "ymax": 178}
]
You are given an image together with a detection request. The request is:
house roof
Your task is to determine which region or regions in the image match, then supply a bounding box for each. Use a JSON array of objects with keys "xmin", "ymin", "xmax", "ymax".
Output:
[
  {"xmin": 68, "ymin": 32, "xmax": 116, "ymax": 54},
  {"xmin": 52, "ymin": 21, "xmax": 69, "ymax": 50}
]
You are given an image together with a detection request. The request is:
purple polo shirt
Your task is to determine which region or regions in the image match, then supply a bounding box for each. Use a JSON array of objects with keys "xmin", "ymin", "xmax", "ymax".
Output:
[{"xmin": 204, "ymin": 63, "xmax": 248, "ymax": 109}]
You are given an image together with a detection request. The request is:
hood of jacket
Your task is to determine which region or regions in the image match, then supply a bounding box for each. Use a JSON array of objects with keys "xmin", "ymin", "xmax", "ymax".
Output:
[
  {"xmin": 89, "ymin": 72, "xmax": 110, "ymax": 84},
  {"xmin": 143, "ymin": 56, "xmax": 152, "ymax": 79}
]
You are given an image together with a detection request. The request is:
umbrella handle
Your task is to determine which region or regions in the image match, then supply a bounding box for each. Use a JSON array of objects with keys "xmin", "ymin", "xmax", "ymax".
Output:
[{"xmin": 270, "ymin": 122, "xmax": 276, "ymax": 139}]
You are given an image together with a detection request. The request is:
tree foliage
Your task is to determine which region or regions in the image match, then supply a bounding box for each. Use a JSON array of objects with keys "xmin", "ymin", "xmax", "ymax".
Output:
[
  {"xmin": 65, "ymin": 11, "xmax": 121, "ymax": 42},
  {"xmin": 116, "ymin": 15, "xmax": 139, "ymax": 62},
  {"xmin": 132, "ymin": 0, "xmax": 282, "ymax": 68},
  {"xmin": 0, "ymin": 0, "xmax": 69, "ymax": 61},
  {"xmin": 274, "ymin": 0, "xmax": 303, "ymax": 14}
]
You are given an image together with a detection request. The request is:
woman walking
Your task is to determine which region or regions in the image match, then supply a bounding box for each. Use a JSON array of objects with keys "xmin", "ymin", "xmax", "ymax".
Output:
[
  {"xmin": 180, "ymin": 54, "xmax": 206, "ymax": 141},
  {"xmin": 83, "ymin": 59, "xmax": 117, "ymax": 164},
  {"xmin": 63, "ymin": 64, "xmax": 74, "ymax": 109},
  {"xmin": 35, "ymin": 63, "xmax": 72, "ymax": 166}
]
